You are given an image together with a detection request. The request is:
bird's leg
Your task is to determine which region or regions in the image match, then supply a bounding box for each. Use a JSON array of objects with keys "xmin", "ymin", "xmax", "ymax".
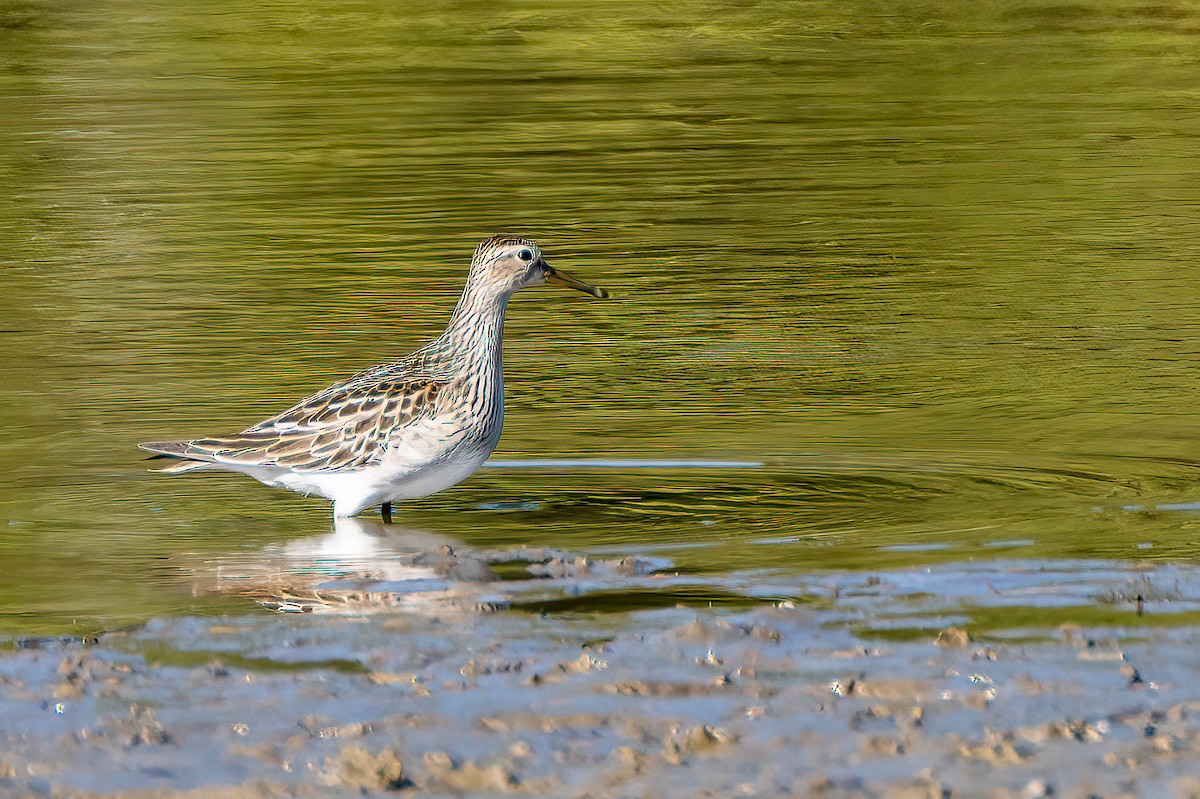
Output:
[{"xmin": 381, "ymin": 502, "xmax": 393, "ymax": 524}]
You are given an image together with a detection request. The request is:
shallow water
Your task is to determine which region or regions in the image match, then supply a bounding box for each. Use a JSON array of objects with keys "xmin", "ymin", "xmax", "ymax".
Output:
[{"xmin": 3, "ymin": 0, "xmax": 1200, "ymax": 636}]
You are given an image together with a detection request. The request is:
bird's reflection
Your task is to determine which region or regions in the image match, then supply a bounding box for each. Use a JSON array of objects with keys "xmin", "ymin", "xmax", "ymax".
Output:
[
  {"xmin": 269, "ymin": 516, "xmax": 456, "ymax": 578},
  {"xmin": 194, "ymin": 516, "xmax": 502, "ymax": 615}
]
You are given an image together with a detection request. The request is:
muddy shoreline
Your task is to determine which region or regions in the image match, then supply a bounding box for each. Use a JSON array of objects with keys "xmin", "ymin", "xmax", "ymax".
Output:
[{"xmin": 4, "ymin": 539, "xmax": 1200, "ymax": 798}]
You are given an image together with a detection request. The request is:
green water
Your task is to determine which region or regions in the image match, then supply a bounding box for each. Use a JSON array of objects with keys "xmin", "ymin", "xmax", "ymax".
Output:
[{"xmin": 3, "ymin": 0, "xmax": 1200, "ymax": 634}]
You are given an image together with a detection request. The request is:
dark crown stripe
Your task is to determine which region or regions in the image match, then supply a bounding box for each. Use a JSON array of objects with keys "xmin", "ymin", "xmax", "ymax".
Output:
[{"xmin": 474, "ymin": 234, "xmax": 536, "ymax": 261}]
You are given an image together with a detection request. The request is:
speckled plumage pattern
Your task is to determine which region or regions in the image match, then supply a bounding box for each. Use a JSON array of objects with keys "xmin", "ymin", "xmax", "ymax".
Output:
[{"xmin": 140, "ymin": 236, "xmax": 607, "ymax": 517}]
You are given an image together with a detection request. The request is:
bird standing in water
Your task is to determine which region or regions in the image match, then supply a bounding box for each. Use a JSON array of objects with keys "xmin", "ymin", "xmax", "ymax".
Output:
[{"xmin": 139, "ymin": 236, "xmax": 608, "ymax": 520}]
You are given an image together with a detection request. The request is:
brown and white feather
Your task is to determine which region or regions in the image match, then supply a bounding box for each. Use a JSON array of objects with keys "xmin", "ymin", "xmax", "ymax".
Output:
[{"xmin": 138, "ymin": 235, "xmax": 600, "ymax": 517}]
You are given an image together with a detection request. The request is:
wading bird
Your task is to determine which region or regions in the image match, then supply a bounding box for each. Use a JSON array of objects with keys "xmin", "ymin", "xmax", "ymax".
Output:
[{"xmin": 140, "ymin": 236, "xmax": 608, "ymax": 520}]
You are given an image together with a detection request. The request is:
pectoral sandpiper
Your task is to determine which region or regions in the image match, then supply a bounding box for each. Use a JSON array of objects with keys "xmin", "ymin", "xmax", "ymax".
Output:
[{"xmin": 139, "ymin": 236, "xmax": 608, "ymax": 519}]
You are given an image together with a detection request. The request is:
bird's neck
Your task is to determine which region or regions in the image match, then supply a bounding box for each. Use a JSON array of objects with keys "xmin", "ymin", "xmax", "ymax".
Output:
[{"xmin": 439, "ymin": 277, "xmax": 509, "ymax": 369}]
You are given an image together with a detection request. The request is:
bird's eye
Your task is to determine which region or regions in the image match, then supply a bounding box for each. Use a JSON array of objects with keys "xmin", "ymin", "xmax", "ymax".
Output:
[{"xmin": 517, "ymin": 249, "xmax": 534, "ymax": 262}]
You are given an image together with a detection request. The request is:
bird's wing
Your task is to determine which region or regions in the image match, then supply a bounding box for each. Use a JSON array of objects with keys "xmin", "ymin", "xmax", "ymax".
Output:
[
  {"xmin": 140, "ymin": 376, "xmax": 446, "ymax": 473},
  {"xmin": 247, "ymin": 350, "xmax": 451, "ymax": 430}
]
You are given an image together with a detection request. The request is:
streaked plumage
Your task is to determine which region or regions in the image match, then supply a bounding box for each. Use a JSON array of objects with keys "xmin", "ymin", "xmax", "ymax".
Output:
[{"xmin": 140, "ymin": 236, "xmax": 608, "ymax": 517}]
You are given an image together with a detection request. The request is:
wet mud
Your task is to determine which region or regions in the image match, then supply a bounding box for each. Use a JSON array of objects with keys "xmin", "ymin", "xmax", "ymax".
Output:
[{"xmin": 4, "ymin": 523, "xmax": 1200, "ymax": 798}]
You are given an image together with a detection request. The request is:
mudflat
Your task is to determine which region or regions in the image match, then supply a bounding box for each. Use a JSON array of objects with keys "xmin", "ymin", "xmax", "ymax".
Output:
[{"xmin": 3, "ymin": 540, "xmax": 1199, "ymax": 798}]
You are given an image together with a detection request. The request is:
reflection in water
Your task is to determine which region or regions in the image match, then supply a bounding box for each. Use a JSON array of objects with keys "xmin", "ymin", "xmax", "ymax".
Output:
[
  {"xmin": 262, "ymin": 517, "xmax": 455, "ymax": 575},
  {"xmin": 193, "ymin": 517, "xmax": 502, "ymax": 616},
  {"xmin": 191, "ymin": 515, "xmax": 705, "ymax": 617}
]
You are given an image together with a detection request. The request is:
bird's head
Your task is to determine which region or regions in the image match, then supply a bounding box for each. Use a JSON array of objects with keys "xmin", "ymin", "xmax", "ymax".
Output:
[{"xmin": 470, "ymin": 236, "xmax": 609, "ymax": 300}]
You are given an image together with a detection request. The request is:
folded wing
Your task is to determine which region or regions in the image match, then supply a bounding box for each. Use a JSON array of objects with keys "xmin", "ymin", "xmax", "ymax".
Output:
[{"xmin": 139, "ymin": 379, "xmax": 444, "ymax": 473}]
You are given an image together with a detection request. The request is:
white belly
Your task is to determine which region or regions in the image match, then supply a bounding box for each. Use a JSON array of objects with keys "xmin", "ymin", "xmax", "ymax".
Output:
[
  {"xmin": 267, "ymin": 452, "xmax": 486, "ymax": 517},
  {"xmin": 383, "ymin": 452, "xmax": 490, "ymax": 501},
  {"xmin": 267, "ymin": 417, "xmax": 496, "ymax": 517}
]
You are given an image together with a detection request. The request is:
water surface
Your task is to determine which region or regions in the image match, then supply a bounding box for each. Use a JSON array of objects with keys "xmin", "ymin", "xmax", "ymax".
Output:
[{"xmin": 3, "ymin": 0, "xmax": 1200, "ymax": 634}]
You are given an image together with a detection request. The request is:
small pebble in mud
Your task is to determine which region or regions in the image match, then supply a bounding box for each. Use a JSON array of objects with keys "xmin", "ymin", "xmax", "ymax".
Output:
[
  {"xmin": 935, "ymin": 627, "xmax": 971, "ymax": 648},
  {"xmin": 1151, "ymin": 734, "xmax": 1177, "ymax": 752},
  {"xmin": 1060, "ymin": 624, "xmax": 1085, "ymax": 646},
  {"xmin": 422, "ymin": 752, "xmax": 517, "ymax": 792},
  {"xmin": 326, "ymin": 745, "xmax": 407, "ymax": 792},
  {"xmin": 612, "ymin": 745, "xmax": 652, "ymax": 776},
  {"xmin": 1021, "ymin": 778, "xmax": 1053, "ymax": 798},
  {"xmin": 958, "ymin": 732, "xmax": 1033, "ymax": 765},
  {"xmin": 859, "ymin": 735, "xmax": 905, "ymax": 757},
  {"xmin": 300, "ymin": 716, "xmax": 374, "ymax": 739},
  {"xmin": 53, "ymin": 672, "xmax": 86, "ymax": 699},
  {"xmin": 411, "ymin": 548, "xmax": 497, "ymax": 582},
  {"xmin": 367, "ymin": 672, "xmax": 418, "ymax": 685},
  {"xmin": 104, "ymin": 705, "xmax": 172, "ymax": 746},
  {"xmin": 662, "ymin": 724, "xmax": 733, "ymax": 765},
  {"xmin": 558, "ymin": 652, "xmax": 607, "ymax": 674},
  {"xmin": 1121, "ymin": 664, "xmax": 1144, "ymax": 686},
  {"xmin": 460, "ymin": 657, "xmax": 526, "ymax": 677}
]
